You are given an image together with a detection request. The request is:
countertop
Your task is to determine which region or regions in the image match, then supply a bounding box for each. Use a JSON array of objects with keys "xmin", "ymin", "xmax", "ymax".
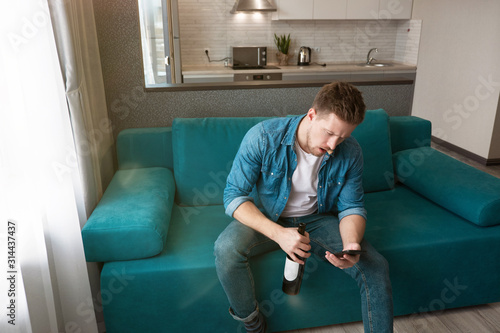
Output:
[{"xmin": 182, "ymin": 62, "xmax": 417, "ymax": 76}]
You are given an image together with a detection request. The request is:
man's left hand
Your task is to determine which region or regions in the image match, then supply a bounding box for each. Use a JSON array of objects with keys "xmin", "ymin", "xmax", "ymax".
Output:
[{"xmin": 324, "ymin": 243, "xmax": 361, "ymax": 269}]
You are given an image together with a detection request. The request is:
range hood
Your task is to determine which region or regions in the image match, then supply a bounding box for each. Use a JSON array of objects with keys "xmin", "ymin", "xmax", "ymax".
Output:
[{"xmin": 230, "ymin": 0, "xmax": 277, "ymax": 13}]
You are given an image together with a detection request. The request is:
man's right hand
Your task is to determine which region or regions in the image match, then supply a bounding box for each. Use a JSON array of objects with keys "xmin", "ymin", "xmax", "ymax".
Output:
[
  {"xmin": 232, "ymin": 202, "xmax": 311, "ymax": 264},
  {"xmin": 275, "ymin": 227, "xmax": 311, "ymax": 264}
]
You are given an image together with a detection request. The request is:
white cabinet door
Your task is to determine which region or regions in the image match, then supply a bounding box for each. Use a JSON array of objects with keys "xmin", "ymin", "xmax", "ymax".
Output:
[
  {"xmin": 313, "ymin": 0, "xmax": 347, "ymax": 19},
  {"xmin": 276, "ymin": 0, "xmax": 314, "ymax": 20},
  {"xmin": 379, "ymin": 0, "xmax": 412, "ymax": 19},
  {"xmin": 346, "ymin": 0, "xmax": 380, "ymax": 19}
]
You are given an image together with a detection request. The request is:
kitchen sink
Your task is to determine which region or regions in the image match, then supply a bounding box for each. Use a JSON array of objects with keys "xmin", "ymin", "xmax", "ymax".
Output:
[{"xmin": 357, "ymin": 63, "xmax": 393, "ymax": 67}]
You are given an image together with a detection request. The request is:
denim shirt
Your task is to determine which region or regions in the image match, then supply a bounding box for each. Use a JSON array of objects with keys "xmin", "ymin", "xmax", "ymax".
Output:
[{"xmin": 223, "ymin": 115, "xmax": 367, "ymax": 222}]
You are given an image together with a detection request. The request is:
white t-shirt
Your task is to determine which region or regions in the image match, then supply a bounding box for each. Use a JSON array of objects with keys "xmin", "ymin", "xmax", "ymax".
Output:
[{"xmin": 280, "ymin": 142, "xmax": 323, "ymax": 217}]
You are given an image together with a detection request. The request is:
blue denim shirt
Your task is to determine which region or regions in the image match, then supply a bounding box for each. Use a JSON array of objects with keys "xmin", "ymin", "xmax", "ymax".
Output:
[{"xmin": 224, "ymin": 115, "xmax": 367, "ymax": 222}]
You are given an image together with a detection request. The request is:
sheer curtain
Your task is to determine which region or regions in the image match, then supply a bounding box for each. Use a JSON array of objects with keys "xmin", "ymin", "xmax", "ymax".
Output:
[{"xmin": 0, "ymin": 0, "xmax": 113, "ymax": 331}]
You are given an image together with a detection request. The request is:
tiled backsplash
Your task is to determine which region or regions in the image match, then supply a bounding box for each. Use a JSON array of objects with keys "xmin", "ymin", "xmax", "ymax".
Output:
[{"xmin": 178, "ymin": 0, "xmax": 420, "ymax": 67}]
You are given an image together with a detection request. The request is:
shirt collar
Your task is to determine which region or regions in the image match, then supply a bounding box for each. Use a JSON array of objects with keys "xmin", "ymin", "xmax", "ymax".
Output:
[
  {"xmin": 281, "ymin": 114, "xmax": 335, "ymax": 160},
  {"xmin": 282, "ymin": 114, "xmax": 306, "ymax": 146}
]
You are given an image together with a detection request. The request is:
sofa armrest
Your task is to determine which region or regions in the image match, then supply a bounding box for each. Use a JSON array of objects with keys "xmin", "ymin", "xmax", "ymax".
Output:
[
  {"xmin": 82, "ymin": 167, "xmax": 175, "ymax": 262},
  {"xmin": 393, "ymin": 147, "xmax": 500, "ymax": 227}
]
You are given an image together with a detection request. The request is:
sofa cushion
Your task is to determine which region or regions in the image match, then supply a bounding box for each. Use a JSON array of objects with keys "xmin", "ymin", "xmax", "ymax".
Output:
[
  {"xmin": 100, "ymin": 186, "xmax": 500, "ymax": 332},
  {"xmin": 389, "ymin": 116, "xmax": 431, "ymax": 153},
  {"xmin": 364, "ymin": 185, "xmax": 500, "ymax": 314},
  {"xmin": 117, "ymin": 127, "xmax": 173, "ymax": 170},
  {"xmin": 352, "ymin": 109, "xmax": 395, "ymax": 192},
  {"xmin": 82, "ymin": 167, "xmax": 175, "ymax": 262},
  {"xmin": 393, "ymin": 147, "xmax": 500, "ymax": 227},
  {"xmin": 172, "ymin": 117, "xmax": 269, "ymax": 206}
]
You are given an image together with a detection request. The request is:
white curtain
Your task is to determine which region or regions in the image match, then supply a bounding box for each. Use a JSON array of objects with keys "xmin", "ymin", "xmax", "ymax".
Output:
[
  {"xmin": 0, "ymin": 0, "xmax": 113, "ymax": 331},
  {"xmin": 48, "ymin": 0, "xmax": 114, "ymax": 218}
]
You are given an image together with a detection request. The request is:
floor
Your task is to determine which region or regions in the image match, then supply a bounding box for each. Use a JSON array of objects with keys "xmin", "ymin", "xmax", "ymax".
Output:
[
  {"xmin": 280, "ymin": 302, "xmax": 500, "ymax": 333},
  {"xmin": 431, "ymin": 142, "xmax": 500, "ymax": 179},
  {"xmin": 281, "ymin": 142, "xmax": 500, "ymax": 333}
]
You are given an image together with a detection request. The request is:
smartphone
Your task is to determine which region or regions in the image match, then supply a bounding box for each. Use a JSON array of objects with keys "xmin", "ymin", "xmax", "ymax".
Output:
[{"xmin": 333, "ymin": 250, "xmax": 366, "ymax": 257}]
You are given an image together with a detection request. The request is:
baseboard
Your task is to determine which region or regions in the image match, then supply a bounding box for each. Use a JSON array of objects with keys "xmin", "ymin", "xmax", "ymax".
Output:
[
  {"xmin": 97, "ymin": 321, "xmax": 106, "ymax": 333},
  {"xmin": 431, "ymin": 136, "xmax": 500, "ymax": 166}
]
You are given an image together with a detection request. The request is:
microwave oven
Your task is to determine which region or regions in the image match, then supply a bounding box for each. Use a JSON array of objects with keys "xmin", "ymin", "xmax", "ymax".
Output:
[{"xmin": 231, "ymin": 46, "xmax": 268, "ymax": 69}]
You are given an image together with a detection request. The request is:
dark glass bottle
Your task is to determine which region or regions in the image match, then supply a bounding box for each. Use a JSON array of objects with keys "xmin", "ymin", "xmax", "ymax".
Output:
[{"xmin": 282, "ymin": 223, "xmax": 307, "ymax": 295}]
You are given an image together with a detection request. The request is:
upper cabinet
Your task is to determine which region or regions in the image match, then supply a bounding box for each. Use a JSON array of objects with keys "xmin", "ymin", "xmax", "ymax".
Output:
[
  {"xmin": 275, "ymin": 0, "xmax": 313, "ymax": 20},
  {"xmin": 379, "ymin": 0, "xmax": 413, "ymax": 19},
  {"xmin": 314, "ymin": 0, "xmax": 348, "ymax": 20},
  {"xmin": 346, "ymin": 0, "xmax": 379, "ymax": 19},
  {"xmin": 273, "ymin": 0, "xmax": 413, "ymax": 20}
]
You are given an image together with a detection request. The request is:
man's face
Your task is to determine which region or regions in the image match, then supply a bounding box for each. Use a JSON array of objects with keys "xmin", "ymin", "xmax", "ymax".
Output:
[{"xmin": 300, "ymin": 109, "xmax": 358, "ymax": 157}]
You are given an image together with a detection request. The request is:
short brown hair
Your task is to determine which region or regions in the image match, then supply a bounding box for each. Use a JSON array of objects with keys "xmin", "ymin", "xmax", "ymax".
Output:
[{"xmin": 312, "ymin": 82, "xmax": 366, "ymax": 125}]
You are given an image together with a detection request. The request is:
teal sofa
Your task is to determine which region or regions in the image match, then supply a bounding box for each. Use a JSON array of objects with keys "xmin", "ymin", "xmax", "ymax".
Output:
[{"xmin": 81, "ymin": 109, "xmax": 500, "ymax": 332}]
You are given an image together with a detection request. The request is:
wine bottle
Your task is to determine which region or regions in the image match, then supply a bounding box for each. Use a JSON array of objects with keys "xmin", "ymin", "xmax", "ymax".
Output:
[{"xmin": 282, "ymin": 223, "xmax": 307, "ymax": 295}]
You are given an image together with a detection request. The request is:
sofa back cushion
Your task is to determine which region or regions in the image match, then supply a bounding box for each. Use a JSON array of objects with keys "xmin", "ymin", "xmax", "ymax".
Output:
[
  {"xmin": 352, "ymin": 109, "xmax": 395, "ymax": 192},
  {"xmin": 117, "ymin": 127, "xmax": 173, "ymax": 170},
  {"xmin": 173, "ymin": 110, "xmax": 394, "ymax": 205},
  {"xmin": 172, "ymin": 117, "xmax": 269, "ymax": 206}
]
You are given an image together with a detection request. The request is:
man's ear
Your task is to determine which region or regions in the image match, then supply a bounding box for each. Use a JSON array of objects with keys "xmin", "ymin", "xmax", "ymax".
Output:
[{"xmin": 307, "ymin": 108, "xmax": 317, "ymax": 121}]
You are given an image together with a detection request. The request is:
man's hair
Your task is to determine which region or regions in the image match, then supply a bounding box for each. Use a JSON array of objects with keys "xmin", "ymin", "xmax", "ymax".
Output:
[{"xmin": 312, "ymin": 82, "xmax": 366, "ymax": 125}]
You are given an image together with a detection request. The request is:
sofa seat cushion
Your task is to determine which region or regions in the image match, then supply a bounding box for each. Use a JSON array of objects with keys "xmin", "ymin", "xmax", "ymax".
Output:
[
  {"xmin": 100, "ymin": 204, "xmax": 236, "ymax": 333},
  {"xmin": 99, "ymin": 186, "xmax": 500, "ymax": 332},
  {"xmin": 82, "ymin": 167, "xmax": 175, "ymax": 262},
  {"xmin": 364, "ymin": 185, "xmax": 500, "ymax": 314},
  {"xmin": 393, "ymin": 147, "xmax": 500, "ymax": 227}
]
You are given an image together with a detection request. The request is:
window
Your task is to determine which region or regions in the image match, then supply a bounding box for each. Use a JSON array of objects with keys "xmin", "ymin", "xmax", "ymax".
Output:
[{"xmin": 138, "ymin": 0, "xmax": 181, "ymax": 87}]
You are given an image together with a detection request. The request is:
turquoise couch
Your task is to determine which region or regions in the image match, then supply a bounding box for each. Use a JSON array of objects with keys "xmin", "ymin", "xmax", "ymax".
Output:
[{"xmin": 81, "ymin": 109, "xmax": 500, "ymax": 332}]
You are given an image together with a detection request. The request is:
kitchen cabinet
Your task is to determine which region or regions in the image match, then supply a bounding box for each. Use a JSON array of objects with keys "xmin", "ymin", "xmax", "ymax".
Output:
[
  {"xmin": 274, "ymin": 0, "xmax": 313, "ymax": 20},
  {"xmin": 379, "ymin": 0, "xmax": 413, "ymax": 19},
  {"xmin": 313, "ymin": 0, "xmax": 347, "ymax": 20},
  {"xmin": 346, "ymin": 0, "xmax": 380, "ymax": 19},
  {"xmin": 273, "ymin": 0, "xmax": 412, "ymax": 20}
]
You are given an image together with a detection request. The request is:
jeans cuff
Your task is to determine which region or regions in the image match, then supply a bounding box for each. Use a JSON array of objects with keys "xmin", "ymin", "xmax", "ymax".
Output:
[{"xmin": 228, "ymin": 305, "xmax": 259, "ymax": 323}]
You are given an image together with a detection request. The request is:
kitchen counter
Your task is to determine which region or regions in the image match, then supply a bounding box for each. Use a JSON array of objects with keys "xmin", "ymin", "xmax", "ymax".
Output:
[
  {"xmin": 182, "ymin": 62, "xmax": 417, "ymax": 84},
  {"xmin": 183, "ymin": 62, "xmax": 416, "ymax": 75}
]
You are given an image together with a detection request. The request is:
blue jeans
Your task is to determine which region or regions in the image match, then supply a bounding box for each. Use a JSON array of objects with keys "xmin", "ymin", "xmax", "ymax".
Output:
[{"xmin": 214, "ymin": 213, "xmax": 393, "ymax": 332}]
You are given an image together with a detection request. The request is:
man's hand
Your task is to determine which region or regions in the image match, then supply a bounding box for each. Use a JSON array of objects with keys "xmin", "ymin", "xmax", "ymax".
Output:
[
  {"xmin": 324, "ymin": 242, "xmax": 361, "ymax": 269},
  {"xmin": 275, "ymin": 227, "xmax": 311, "ymax": 264}
]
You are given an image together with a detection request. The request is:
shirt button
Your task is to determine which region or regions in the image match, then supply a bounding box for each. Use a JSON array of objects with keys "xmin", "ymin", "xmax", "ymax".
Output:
[
  {"xmin": 284, "ymin": 197, "xmax": 287, "ymax": 199},
  {"xmin": 271, "ymin": 172, "xmax": 274, "ymax": 175},
  {"xmin": 338, "ymin": 182, "xmax": 341, "ymax": 185},
  {"xmin": 319, "ymin": 185, "xmax": 322, "ymax": 188}
]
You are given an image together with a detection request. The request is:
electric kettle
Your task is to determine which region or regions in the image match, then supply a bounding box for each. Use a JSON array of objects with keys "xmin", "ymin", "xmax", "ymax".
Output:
[{"xmin": 298, "ymin": 46, "xmax": 311, "ymax": 66}]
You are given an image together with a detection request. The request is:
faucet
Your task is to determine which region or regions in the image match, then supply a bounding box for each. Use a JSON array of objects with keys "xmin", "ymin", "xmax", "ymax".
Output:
[{"xmin": 366, "ymin": 48, "xmax": 378, "ymax": 65}]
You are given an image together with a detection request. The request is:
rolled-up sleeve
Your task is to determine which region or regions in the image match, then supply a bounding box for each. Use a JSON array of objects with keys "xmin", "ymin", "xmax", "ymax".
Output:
[
  {"xmin": 337, "ymin": 145, "xmax": 367, "ymax": 221},
  {"xmin": 223, "ymin": 124, "xmax": 263, "ymax": 218}
]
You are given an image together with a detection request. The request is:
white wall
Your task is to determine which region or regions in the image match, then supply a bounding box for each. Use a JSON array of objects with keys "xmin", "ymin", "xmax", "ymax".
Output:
[{"xmin": 411, "ymin": 0, "xmax": 500, "ymax": 160}]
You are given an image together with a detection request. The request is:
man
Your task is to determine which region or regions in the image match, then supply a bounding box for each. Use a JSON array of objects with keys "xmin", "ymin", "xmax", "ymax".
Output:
[{"xmin": 214, "ymin": 82, "xmax": 393, "ymax": 333}]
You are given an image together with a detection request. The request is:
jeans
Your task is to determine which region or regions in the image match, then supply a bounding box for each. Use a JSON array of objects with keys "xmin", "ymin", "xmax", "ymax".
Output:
[{"xmin": 214, "ymin": 212, "xmax": 393, "ymax": 332}]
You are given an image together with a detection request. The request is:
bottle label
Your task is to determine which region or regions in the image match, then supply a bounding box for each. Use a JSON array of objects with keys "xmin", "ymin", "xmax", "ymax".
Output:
[{"xmin": 284, "ymin": 257, "xmax": 299, "ymax": 281}]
